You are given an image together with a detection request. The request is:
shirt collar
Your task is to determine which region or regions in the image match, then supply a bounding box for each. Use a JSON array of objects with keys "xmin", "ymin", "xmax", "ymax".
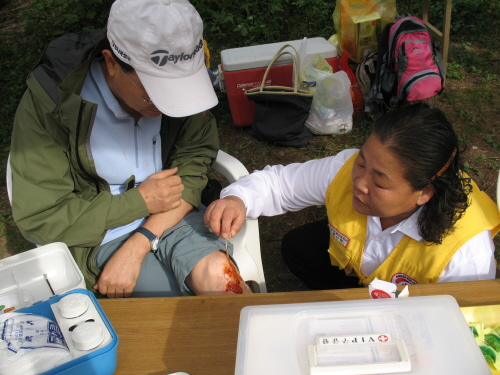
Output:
[
  {"xmin": 89, "ymin": 59, "xmax": 131, "ymax": 119},
  {"xmin": 369, "ymin": 206, "xmax": 424, "ymax": 242}
]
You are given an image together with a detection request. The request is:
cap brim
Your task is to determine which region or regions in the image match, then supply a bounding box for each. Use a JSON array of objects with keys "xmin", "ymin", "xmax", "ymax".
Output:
[{"xmin": 137, "ymin": 66, "xmax": 218, "ymax": 118}]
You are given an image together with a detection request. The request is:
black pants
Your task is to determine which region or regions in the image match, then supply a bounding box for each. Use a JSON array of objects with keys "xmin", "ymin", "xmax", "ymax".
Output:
[{"xmin": 281, "ymin": 219, "xmax": 363, "ymax": 290}]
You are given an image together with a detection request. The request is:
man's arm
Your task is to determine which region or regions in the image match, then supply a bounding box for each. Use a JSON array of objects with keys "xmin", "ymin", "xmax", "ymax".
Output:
[
  {"xmin": 167, "ymin": 110, "xmax": 219, "ymax": 208},
  {"xmin": 93, "ymin": 199, "xmax": 193, "ymax": 298}
]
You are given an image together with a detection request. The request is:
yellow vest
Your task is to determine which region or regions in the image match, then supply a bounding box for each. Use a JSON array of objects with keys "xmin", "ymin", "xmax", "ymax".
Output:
[{"xmin": 325, "ymin": 153, "xmax": 500, "ymax": 286}]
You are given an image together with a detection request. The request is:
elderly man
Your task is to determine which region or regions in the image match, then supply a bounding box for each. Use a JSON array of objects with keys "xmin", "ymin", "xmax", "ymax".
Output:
[{"xmin": 10, "ymin": 0, "xmax": 251, "ymax": 297}]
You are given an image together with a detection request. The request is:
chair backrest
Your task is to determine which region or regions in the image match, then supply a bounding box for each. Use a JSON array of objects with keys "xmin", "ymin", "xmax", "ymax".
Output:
[
  {"xmin": 212, "ymin": 150, "xmax": 267, "ymax": 293},
  {"xmin": 6, "ymin": 154, "xmax": 12, "ymax": 205},
  {"xmin": 497, "ymin": 169, "xmax": 500, "ymax": 211}
]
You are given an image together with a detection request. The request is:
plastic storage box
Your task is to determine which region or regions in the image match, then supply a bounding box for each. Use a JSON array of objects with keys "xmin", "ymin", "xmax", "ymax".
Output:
[
  {"xmin": 220, "ymin": 37, "xmax": 339, "ymax": 127},
  {"xmin": 461, "ymin": 304, "xmax": 500, "ymax": 374},
  {"xmin": 0, "ymin": 243, "xmax": 118, "ymax": 375},
  {"xmin": 235, "ymin": 295, "xmax": 491, "ymax": 375}
]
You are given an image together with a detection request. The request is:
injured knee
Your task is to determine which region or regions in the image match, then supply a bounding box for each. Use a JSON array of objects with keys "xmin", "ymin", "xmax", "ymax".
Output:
[
  {"xmin": 186, "ymin": 250, "xmax": 253, "ymax": 295},
  {"xmin": 222, "ymin": 257, "xmax": 249, "ymax": 294}
]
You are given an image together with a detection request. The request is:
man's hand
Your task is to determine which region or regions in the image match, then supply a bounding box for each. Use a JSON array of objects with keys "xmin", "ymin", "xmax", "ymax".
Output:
[
  {"xmin": 137, "ymin": 168, "xmax": 184, "ymax": 214},
  {"xmin": 204, "ymin": 196, "xmax": 246, "ymax": 239},
  {"xmin": 93, "ymin": 233, "xmax": 150, "ymax": 298}
]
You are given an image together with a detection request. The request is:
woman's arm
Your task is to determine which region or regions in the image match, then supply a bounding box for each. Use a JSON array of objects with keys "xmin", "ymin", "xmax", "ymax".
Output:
[
  {"xmin": 220, "ymin": 149, "xmax": 359, "ymax": 218},
  {"xmin": 205, "ymin": 149, "xmax": 359, "ymax": 237},
  {"xmin": 438, "ymin": 230, "xmax": 497, "ymax": 282}
]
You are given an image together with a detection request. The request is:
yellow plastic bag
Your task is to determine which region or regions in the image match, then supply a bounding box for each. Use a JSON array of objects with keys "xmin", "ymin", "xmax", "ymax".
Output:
[
  {"xmin": 203, "ymin": 40, "xmax": 210, "ymax": 68},
  {"xmin": 328, "ymin": 33, "xmax": 343, "ymax": 56},
  {"xmin": 333, "ymin": 0, "xmax": 397, "ymax": 63},
  {"xmin": 300, "ymin": 56, "xmax": 333, "ymax": 95}
]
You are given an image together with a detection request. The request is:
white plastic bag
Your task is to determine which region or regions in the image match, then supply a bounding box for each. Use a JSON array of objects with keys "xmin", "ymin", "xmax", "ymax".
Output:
[
  {"xmin": 0, "ymin": 312, "xmax": 72, "ymax": 375},
  {"xmin": 305, "ymin": 70, "xmax": 353, "ymax": 135},
  {"xmin": 293, "ymin": 37, "xmax": 308, "ymax": 87}
]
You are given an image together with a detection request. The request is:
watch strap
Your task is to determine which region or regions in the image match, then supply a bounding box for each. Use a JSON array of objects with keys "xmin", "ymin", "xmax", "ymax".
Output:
[{"xmin": 135, "ymin": 227, "xmax": 159, "ymax": 251}]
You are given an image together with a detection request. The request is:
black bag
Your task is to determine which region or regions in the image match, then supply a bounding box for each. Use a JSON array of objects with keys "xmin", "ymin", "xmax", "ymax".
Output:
[{"xmin": 245, "ymin": 45, "xmax": 314, "ymax": 148}]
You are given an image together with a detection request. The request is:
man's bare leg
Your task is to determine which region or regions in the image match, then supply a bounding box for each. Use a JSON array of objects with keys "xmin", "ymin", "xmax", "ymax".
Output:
[{"xmin": 186, "ymin": 251, "xmax": 253, "ymax": 295}]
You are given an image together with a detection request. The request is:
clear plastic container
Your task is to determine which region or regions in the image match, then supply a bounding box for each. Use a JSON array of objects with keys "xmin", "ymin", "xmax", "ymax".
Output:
[{"xmin": 235, "ymin": 295, "xmax": 491, "ymax": 375}]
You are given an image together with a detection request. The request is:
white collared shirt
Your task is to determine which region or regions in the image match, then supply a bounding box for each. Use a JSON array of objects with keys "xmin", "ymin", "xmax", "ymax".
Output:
[{"xmin": 221, "ymin": 149, "xmax": 496, "ymax": 282}]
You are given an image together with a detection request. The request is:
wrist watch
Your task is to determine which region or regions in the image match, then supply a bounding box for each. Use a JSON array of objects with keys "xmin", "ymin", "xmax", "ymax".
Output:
[{"xmin": 135, "ymin": 227, "xmax": 160, "ymax": 252}]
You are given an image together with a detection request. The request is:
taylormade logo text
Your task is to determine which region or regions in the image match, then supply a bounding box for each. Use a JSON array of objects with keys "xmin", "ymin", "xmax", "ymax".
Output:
[
  {"xmin": 151, "ymin": 39, "xmax": 204, "ymax": 67},
  {"xmin": 111, "ymin": 41, "xmax": 131, "ymax": 62}
]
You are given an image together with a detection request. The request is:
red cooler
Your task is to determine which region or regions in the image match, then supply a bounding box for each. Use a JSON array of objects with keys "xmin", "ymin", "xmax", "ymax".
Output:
[{"xmin": 220, "ymin": 38, "xmax": 339, "ymax": 127}]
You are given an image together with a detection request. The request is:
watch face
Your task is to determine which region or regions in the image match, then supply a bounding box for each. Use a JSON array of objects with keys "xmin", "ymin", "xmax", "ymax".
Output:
[{"xmin": 151, "ymin": 237, "xmax": 160, "ymax": 251}]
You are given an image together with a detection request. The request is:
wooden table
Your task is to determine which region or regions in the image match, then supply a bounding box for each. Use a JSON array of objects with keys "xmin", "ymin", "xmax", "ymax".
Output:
[{"xmin": 100, "ymin": 279, "xmax": 500, "ymax": 375}]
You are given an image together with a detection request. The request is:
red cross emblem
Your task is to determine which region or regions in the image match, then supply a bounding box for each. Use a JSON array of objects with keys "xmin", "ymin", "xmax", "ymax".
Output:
[{"xmin": 378, "ymin": 335, "xmax": 389, "ymax": 342}]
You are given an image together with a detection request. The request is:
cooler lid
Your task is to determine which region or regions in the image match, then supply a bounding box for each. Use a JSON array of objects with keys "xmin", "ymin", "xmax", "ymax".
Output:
[
  {"xmin": 221, "ymin": 37, "xmax": 337, "ymax": 72},
  {"xmin": 235, "ymin": 295, "xmax": 490, "ymax": 375},
  {"xmin": 0, "ymin": 242, "xmax": 85, "ymax": 314}
]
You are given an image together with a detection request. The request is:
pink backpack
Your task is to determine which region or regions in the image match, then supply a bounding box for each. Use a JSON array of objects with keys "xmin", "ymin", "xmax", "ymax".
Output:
[{"xmin": 369, "ymin": 15, "xmax": 445, "ymax": 112}]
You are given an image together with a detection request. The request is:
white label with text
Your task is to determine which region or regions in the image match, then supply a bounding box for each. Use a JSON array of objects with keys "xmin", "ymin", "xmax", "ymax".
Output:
[{"xmin": 317, "ymin": 333, "xmax": 392, "ymax": 346}]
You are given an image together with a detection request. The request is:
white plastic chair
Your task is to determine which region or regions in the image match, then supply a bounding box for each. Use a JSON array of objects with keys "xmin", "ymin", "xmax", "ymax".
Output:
[
  {"xmin": 6, "ymin": 154, "xmax": 12, "ymax": 205},
  {"xmin": 497, "ymin": 169, "xmax": 500, "ymax": 211},
  {"xmin": 6, "ymin": 151, "xmax": 267, "ymax": 293},
  {"xmin": 212, "ymin": 150, "xmax": 267, "ymax": 293}
]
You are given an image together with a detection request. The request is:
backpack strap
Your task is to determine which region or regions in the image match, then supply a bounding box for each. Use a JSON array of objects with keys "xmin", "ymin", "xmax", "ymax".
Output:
[
  {"xmin": 355, "ymin": 50, "xmax": 378, "ymax": 112},
  {"xmin": 432, "ymin": 40, "xmax": 446, "ymax": 93},
  {"xmin": 368, "ymin": 20, "xmax": 394, "ymax": 114}
]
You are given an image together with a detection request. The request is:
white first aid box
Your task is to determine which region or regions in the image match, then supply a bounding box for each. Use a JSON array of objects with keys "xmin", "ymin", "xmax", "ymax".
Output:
[
  {"xmin": 235, "ymin": 295, "xmax": 490, "ymax": 375},
  {"xmin": 0, "ymin": 243, "xmax": 118, "ymax": 375}
]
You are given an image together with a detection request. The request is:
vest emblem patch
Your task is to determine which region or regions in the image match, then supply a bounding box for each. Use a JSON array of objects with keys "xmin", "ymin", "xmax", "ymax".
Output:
[
  {"xmin": 391, "ymin": 273, "xmax": 418, "ymax": 285},
  {"xmin": 328, "ymin": 222, "xmax": 350, "ymax": 248}
]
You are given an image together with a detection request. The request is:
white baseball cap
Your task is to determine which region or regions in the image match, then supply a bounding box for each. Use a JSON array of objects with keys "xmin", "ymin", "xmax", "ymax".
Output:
[{"xmin": 107, "ymin": 0, "xmax": 218, "ymax": 117}]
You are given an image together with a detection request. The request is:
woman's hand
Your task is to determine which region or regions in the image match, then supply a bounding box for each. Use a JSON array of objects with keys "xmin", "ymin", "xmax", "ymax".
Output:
[{"xmin": 204, "ymin": 196, "xmax": 246, "ymax": 239}]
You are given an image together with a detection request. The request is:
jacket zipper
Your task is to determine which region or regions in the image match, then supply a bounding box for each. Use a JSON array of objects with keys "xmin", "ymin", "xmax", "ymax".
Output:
[{"xmin": 153, "ymin": 136, "xmax": 158, "ymax": 172}]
